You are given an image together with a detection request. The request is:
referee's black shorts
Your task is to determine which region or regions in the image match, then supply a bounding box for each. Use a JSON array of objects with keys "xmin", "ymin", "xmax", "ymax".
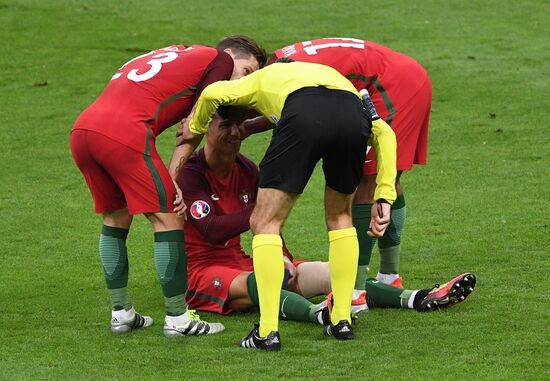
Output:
[{"xmin": 259, "ymin": 86, "xmax": 371, "ymax": 195}]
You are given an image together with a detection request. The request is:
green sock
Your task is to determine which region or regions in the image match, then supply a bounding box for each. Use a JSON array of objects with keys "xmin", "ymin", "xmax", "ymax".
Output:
[
  {"xmin": 154, "ymin": 230, "xmax": 187, "ymax": 316},
  {"xmin": 247, "ymin": 273, "xmax": 318, "ymax": 323},
  {"xmin": 99, "ymin": 225, "xmax": 132, "ymax": 311},
  {"xmin": 378, "ymin": 194, "xmax": 406, "ymax": 274},
  {"xmin": 365, "ymin": 278, "xmax": 414, "ymax": 308},
  {"xmin": 353, "ymin": 204, "xmax": 377, "ymax": 289}
]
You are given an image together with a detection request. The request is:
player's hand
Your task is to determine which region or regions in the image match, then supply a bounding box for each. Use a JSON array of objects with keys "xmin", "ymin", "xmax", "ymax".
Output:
[
  {"xmin": 236, "ymin": 121, "xmax": 251, "ymax": 141},
  {"xmin": 367, "ymin": 200, "xmax": 391, "ymax": 237},
  {"xmin": 283, "ymin": 255, "xmax": 297, "ymax": 288},
  {"xmin": 175, "ymin": 119, "xmax": 186, "ymax": 146},
  {"xmin": 172, "ymin": 180, "xmax": 187, "ymax": 220}
]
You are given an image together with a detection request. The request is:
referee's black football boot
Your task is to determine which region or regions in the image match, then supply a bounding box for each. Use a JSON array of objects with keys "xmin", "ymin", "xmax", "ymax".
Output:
[
  {"xmin": 239, "ymin": 324, "xmax": 281, "ymax": 351},
  {"xmin": 323, "ymin": 319, "xmax": 354, "ymax": 340},
  {"xmin": 415, "ymin": 273, "xmax": 476, "ymax": 312}
]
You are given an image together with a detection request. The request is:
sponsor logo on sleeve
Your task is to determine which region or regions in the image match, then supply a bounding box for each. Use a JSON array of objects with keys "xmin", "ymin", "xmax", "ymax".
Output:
[{"xmin": 190, "ymin": 200, "xmax": 210, "ymax": 219}]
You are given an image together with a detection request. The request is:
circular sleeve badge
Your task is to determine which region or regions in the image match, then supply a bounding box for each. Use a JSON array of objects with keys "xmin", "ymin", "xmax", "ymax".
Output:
[{"xmin": 190, "ymin": 200, "xmax": 211, "ymax": 219}]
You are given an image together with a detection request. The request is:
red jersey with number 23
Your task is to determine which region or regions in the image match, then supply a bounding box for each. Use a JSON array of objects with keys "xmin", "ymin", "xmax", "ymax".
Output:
[{"xmin": 73, "ymin": 45, "xmax": 233, "ymax": 152}]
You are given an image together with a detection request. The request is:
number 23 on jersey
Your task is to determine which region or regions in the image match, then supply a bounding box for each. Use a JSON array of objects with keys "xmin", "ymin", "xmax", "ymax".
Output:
[{"xmin": 111, "ymin": 46, "xmax": 192, "ymax": 83}]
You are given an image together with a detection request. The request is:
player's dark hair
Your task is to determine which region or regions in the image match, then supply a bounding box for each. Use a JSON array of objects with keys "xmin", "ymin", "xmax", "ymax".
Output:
[
  {"xmin": 216, "ymin": 35, "xmax": 267, "ymax": 68},
  {"xmin": 275, "ymin": 57, "xmax": 295, "ymax": 63}
]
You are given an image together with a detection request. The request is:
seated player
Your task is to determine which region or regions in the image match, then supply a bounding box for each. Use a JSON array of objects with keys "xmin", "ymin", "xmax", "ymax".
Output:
[{"xmin": 176, "ymin": 115, "xmax": 476, "ymax": 324}]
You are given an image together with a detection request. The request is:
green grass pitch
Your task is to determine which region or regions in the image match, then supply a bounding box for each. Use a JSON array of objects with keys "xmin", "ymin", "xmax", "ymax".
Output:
[{"xmin": 1, "ymin": 0, "xmax": 549, "ymax": 379}]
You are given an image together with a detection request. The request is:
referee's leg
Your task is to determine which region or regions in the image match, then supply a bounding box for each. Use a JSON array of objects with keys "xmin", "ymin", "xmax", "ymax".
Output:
[
  {"xmin": 249, "ymin": 188, "xmax": 297, "ymax": 338},
  {"xmin": 324, "ymin": 186, "xmax": 358, "ymax": 326}
]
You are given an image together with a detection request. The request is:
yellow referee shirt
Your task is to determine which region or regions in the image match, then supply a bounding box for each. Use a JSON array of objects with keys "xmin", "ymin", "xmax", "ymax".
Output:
[{"xmin": 189, "ymin": 61, "xmax": 397, "ymax": 203}]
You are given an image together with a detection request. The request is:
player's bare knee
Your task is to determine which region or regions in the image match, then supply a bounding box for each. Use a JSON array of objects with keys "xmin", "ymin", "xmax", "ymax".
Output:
[
  {"xmin": 324, "ymin": 192, "xmax": 353, "ymax": 230},
  {"xmin": 146, "ymin": 212, "xmax": 183, "ymax": 232},
  {"xmin": 227, "ymin": 272, "xmax": 254, "ymax": 311},
  {"xmin": 102, "ymin": 208, "xmax": 132, "ymax": 228},
  {"xmin": 250, "ymin": 219, "xmax": 281, "ymax": 235},
  {"xmin": 325, "ymin": 214, "xmax": 353, "ymax": 231},
  {"xmin": 250, "ymin": 210, "xmax": 282, "ymax": 235}
]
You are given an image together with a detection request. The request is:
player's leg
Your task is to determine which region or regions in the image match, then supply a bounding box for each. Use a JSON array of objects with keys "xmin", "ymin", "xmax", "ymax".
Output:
[
  {"xmin": 146, "ymin": 211, "xmax": 186, "ymax": 315},
  {"xmin": 377, "ymin": 172, "xmax": 405, "ymax": 286},
  {"xmin": 352, "ymin": 174, "xmax": 379, "ymax": 302},
  {"xmin": 365, "ymin": 277, "xmax": 426, "ymax": 309},
  {"xmin": 101, "ymin": 207, "xmax": 133, "ymax": 313},
  {"xmin": 374, "ymin": 72, "xmax": 432, "ymax": 287},
  {"xmin": 146, "ymin": 211, "xmax": 224, "ymax": 336},
  {"xmin": 70, "ymin": 130, "xmax": 152, "ymax": 333},
  {"xmin": 320, "ymin": 88, "xmax": 370, "ymax": 339},
  {"xmin": 247, "ymin": 188, "xmax": 296, "ymax": 338},
  {"xmin": 130, "ymin": 139, "xmax": 223, "ymax": 336},
  {"xmin": 101, "ymin": 208, "xmax": 154, "ymax": 333},
  {"xmin": 294, "ymin": 261, "xmax": 331, "ymax": 298},
  {"xmin": 226, "ymin": 272, "xmax": 256, "ymax": 311},
  {"xmin": 233, "ymin": 272, "xmax": 327, "ymax": 323},
  {"xmin": 239, "ymin": 189, "xmax": 296, "ymax": 350},
  {"xmin": 324, "ymin": 186, "xmax": 358, "ymax": 339},
  {"xmin": 353, "ymin": 172, "xmax": 405, "ymax": 288},
  {"xmin": 241, "ymin": 89, "xmax": 329, "ymax": 349},
  {"xmin": 365, "ymin": 272, "xmax": 476, "ymax": 311}
]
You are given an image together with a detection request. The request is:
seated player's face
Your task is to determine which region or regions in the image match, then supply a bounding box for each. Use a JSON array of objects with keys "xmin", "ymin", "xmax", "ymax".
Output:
[
  {"xmin": 230, "ymin": 54, "xmax": 260, "ymax": 80},
  {"xmin": 207, "ymin": 116, "xmax": 241, "ymax": 154}
]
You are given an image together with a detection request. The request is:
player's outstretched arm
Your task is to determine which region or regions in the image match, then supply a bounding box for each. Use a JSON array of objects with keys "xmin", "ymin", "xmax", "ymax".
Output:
[
  {"xmin": 169, "ymin": 119, "xmax": 204, "ymax": 216},
  {"xmin": 190, "ymin": 74, "xmax": 259, "ymax": 136},
  {"xmin": 238, "ymin": 116, "xmax": 273, "ymax": 140}
]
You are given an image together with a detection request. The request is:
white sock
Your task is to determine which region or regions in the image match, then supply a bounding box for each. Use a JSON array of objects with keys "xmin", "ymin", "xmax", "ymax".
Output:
[
  {"xmin": 315, "ymin": 306, "xmax": 325, "ymax": 325},
  {"xmin": 407, "ymin": 290, "xmax": 419, "ymax": 309},
  {"xmin": 377, "ymin": 272, "xmax": 400, "ymax": 285},
  {"xmin": 165, "ymin": 310, "xmax": 189, "ymax": 325},
  {"xmin": 112, "ymin": 307, "xmax": 135, "ymax": 321}
]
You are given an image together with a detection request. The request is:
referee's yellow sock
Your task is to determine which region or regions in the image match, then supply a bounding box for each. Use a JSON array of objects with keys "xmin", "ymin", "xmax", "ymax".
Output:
[
  {"xmin": 252, "ymin": 234, "xmax": 284, "ymax": 337},
  {"xmin": 328, "ymin": 227, "xmax": 359, "ymax": 324}
]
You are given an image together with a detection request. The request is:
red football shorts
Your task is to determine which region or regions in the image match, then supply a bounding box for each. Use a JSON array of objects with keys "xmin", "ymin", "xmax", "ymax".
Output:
[
  {"xmin": 186, "ymin": 251, "xmax": 305, "ymax": 315},
  {"xmin": 363, "ymin": 75, "xmax": 432, "ymax": 175},
  {"xmin": 70, "ymin": 129, "xmax": 176, "ymax": 214}
]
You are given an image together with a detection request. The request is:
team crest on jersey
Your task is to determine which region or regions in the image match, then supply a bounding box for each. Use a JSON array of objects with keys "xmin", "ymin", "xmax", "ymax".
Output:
[
  {"xmin": 190, "ymin": 200, "xmax": 210, "ymax": 219},
  {"xmin": 211, "ymin": 277, "xmax": 223, "ymax": 289},
  {"xmin": 239, "ymin": 189, "xmax": 250, "ymax": 206}
]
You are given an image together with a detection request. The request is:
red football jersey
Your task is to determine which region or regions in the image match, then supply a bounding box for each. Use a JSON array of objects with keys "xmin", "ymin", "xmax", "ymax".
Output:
[
  {"xmin": 273, "ymin": 37, "xmax": 428, "ymax": 100},
  {"xmin": 179, "ymin": 149, "xmax": 259, "ymax": 263},
  {"xmin": 73, "ymin": 45, "xmax": 233, "ymax": 152}
]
